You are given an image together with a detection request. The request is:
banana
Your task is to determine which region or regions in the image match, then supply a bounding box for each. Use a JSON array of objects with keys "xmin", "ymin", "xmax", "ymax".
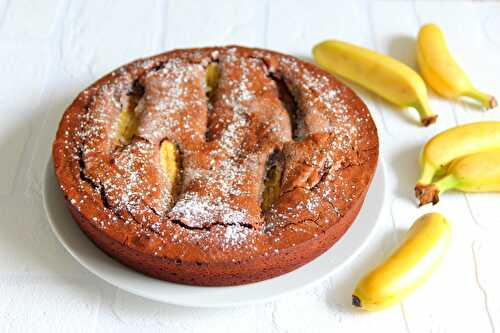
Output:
[
  {"xmin": 418, "ymin": 150, "xmax": 500, "ymax": 206},
  {"xmin": 417, "ymin": 23, "xmax": 497, "ymax": 109},
  {"xmin": 313, "ymin": 40, "xmax": 437, "ymax": 126},
  {"xmin": 416, "ymin": 121, "xmax": 500, "ymax": 201},
  {"xmin": 352, "ymin": 212, "xmax": 451, "ymax": 311}
]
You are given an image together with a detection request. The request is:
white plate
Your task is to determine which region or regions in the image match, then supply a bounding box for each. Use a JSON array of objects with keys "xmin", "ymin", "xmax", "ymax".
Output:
[{"xmin": 43, "ymin": 159, "xmax": 386, "ymax": 308}]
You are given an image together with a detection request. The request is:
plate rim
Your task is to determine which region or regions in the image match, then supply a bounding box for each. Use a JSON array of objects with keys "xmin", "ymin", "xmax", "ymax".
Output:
[{"xmin": 43, "ymin": 158, "xmax": 386, "ymax": 308}]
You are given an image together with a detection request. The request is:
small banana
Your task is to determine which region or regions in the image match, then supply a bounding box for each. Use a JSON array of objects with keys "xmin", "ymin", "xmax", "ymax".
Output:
[
  {"xmin": 417, "ymin": 23, "xmax": 497, "ymax": 109},
  {"xmin": 352, "ymin": 212, "xmax": 451, "ymax": 311},
  {"xmin": 313, "ymin": 40, "xmax": 437, "ymax": 126},
  {"xmin": 416, "ymin": 121, "xmax": 500, "ymax": 198},
  {"xmin": 417, "ymin": 150, "xmax": 500, "ymax": 206}
]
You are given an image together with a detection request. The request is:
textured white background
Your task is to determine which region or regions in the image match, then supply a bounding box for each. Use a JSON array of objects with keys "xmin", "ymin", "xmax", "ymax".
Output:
[{"xmin": 1, "ymin": 0, "xmax": 500, "ymax": 332}]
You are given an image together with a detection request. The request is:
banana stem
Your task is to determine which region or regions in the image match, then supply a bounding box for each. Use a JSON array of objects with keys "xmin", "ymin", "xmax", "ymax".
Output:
[
  {"xmin": 415, "ymin": 183, "xmax": 440, "ymax": 206},
  {"xmin": 433, "ymin": 174, "xmax": 459, "ymax": 194},
  {"xmin": 413, "ymin": 100, "xmax": 437, "ymax": 126},
  {"xmin": 415, "ymin": 173, "xmax": 459, "ymax": 206},
  {"xmin": 463, "ymin": 88, "xmax": 497, "ymax": 109},
  {"xmin": 415, "ymin": 174, "xmax": 459, "ymax": 206},
  {"xmin": 417, "ymin": 163, "xmax": 437, "ymax": 185}
]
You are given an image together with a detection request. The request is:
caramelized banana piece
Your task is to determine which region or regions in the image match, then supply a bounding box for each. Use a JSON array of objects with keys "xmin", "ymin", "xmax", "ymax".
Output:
[
  {"xmin": 205, "ymin": 63, "xmax": 219, "ymax": 96},
  {"xmin": 262, "ymin": 163, "xmax": 282, "ymax": 211},
  {"xmin": 117, "ymin": 95, "xmax": 140, "ymax": 144},
  {"xmin": 160, "ymin": 140, "xmax": 180, "ymax": 195}
]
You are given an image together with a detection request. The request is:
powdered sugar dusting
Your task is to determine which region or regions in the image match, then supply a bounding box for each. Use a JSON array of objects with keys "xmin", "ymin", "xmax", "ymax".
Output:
[{"xmin": 170, "ymin": 192, "xmax": 248, "ymax": 227}]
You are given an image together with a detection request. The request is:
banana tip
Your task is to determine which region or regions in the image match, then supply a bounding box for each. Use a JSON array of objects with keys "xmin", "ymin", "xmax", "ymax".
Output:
[
  {"xmin": 421, "ymin": 115, "xmax": 438, "ymax": 127},
  {"xmin": 490, "ymin": 96, "xmax": 498, "ymax": 109},
  {"xmin": 415, "ymin": 183, "xmax": 440, "ymax": 206},
  {"xmin": 352, "ymin": 295, "xmax": 362, "ymax": 308}
]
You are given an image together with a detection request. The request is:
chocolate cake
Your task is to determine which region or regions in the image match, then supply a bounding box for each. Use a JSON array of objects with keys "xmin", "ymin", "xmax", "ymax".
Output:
[{"xmin": 53, "ymin": 46, "xmax": 379, "ymax": 286}]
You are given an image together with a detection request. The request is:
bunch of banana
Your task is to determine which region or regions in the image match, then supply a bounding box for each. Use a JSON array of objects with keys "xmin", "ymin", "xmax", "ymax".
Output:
[
  {"xmin": 416, "ymin": 121, "xmax": 500, "ymax": 206},
  {"xmin": 313, "ymin": 40, "xmax": 437, "ymax": 126},
  {"xmin": 417, "ymin": 24, "xmax": 497, "ymax": 109},
  {"xmin": 353, "ymin": 212, "xmax": 451, "ymax": 311},
  {"xmin": 313, "ymin": 24, "xmax": 496, "ymax": 313}
]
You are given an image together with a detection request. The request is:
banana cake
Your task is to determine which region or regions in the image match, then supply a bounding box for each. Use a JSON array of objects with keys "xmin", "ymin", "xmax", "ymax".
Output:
[{"xmin": 52, "ymin": 46, "xmax": 379, "ymax": 286}]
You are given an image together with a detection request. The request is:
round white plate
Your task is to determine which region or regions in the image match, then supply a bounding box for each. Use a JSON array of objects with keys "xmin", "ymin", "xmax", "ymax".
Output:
[{"xmin": 43, "ymin": 159, "xmax": 386, "ymax": 308}]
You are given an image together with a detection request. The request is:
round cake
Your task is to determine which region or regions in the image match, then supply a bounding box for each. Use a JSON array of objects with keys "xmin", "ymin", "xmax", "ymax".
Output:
[{"xmin": 53, "ymin": 46, "xmax": 379, "ymax": 286}]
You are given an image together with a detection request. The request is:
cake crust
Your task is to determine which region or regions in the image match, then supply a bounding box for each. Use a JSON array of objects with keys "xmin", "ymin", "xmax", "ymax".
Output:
[{"xmin": 53, "ymin": 46, "xmax": 379, "ymax": 286}]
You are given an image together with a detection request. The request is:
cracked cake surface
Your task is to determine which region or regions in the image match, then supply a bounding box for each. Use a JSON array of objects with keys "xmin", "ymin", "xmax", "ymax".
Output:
[{"xmin": 53, "ymin": 46, "xmax": 379, "ymax": 286}]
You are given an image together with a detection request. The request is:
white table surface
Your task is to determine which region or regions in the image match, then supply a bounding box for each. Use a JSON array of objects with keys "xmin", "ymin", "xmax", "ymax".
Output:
[{"xmin": 1, "ymin": 0, "xmax": 500, "ymax": 332}]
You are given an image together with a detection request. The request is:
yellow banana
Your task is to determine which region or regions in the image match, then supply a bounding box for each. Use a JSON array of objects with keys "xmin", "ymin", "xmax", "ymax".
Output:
[
  {"xmin": 352, "ymin": 212, "xmax": 451, "ymax": 311},
  {"xmin": 313, "ymin": 40, "xmax": 437, "ymax": 126},
  {"xmin": 417, "ymin": 23, "xmax": 497, "ymax": 109},
  {"xmin": 418, "ymin": 150, "xmax": 500, "ymax": 206},
  {"xmin": 416, "ymin": 121, "xmax": 500, "ymax": 202}
]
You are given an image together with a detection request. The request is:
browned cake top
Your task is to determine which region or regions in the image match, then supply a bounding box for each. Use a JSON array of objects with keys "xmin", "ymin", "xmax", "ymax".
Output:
[{"xmin": 53, "ymin": 46, "xmax": 378, "ymax": 263}]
